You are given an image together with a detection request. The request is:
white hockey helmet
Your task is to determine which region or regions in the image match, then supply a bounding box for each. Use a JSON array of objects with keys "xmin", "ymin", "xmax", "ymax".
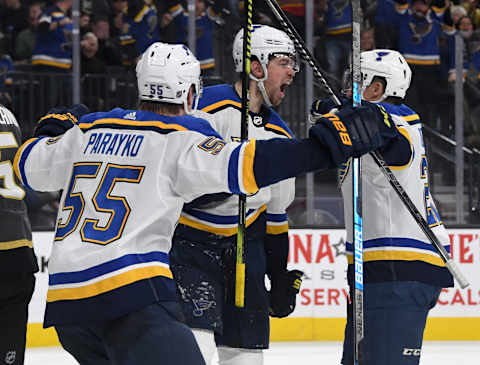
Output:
[
  {"xmin": 360, "ymin": 49, "xmax": 412, "ymax": 100},
  {"xmin": 136, "ymin": 42, "xmax": 202, "ymax": 114},
  {"xmin": 233, "ymin": 24, "xmax": 298, "ymax": 72},
  {"xmin": 233, "ymin": 25, "xmax": 298, "ymax": 106}
]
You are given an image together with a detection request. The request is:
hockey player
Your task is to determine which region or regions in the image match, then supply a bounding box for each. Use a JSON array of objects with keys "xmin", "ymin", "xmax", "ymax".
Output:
[
  {"xmin": 170, "ymin": 24, "xmax": 304, "ymax": 365},
  {"xmin": 0, "ymin": 105, "xmax": 39, "ymax": 365},
  {"xmin": 14, "ymin": 42, "xmax": 397, "ymax": 365},
  {"xmin": 312, "ymin": 49, "xmax": 454, "ymax": 365}
]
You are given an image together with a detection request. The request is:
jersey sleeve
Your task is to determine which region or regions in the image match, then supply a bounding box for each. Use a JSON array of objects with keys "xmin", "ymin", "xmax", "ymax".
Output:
[
  {"xmin": 164, "ymin": 131, "xmax": 259, "ymax": 202},
  {"xmin": 14, "ymin": 127, "xmax": 81, "ymax": 192}
]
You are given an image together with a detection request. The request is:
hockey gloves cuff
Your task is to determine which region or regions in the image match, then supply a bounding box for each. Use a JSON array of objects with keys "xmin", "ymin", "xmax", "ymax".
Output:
[
  {"xmin": 309, "ymin": 102, "xmax": 398, "ymax": 166},
  {"xmin": 34, "ymin": 104, "xmax": 89, "ymax": 138},
  {"xmin": 269, "ymin": 269, "xmax": 304, "ymax": 318},
  {"xmin": 309, "ymin": 96, "xmax": 351, "ymax": 123}
]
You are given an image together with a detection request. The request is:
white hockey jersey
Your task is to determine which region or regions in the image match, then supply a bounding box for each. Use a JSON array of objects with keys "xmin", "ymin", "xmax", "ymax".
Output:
[
  {"xmin": 341, "ymin": 103, "xmax": 453, "ymax": 287},
  {"xmin": 179, "ymin": 84, "xmax": 295, "ymax": 237},
  {"xmin": 13, "ymin": 108, "xmax": 267, "ymax": 326}
]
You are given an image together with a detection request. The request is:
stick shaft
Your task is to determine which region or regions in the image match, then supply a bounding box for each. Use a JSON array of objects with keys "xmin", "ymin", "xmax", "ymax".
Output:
[
  {"xmin": 351, "ymin": 1, "xmax": 364, "ymax": 363},
  {"xmin": 235, "ymin": 0, "xmax": 253, "ymax": 308}
]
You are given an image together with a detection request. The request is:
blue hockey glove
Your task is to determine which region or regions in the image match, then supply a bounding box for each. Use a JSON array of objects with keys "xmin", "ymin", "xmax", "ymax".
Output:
[
  {"xmin": 309, "ymin": 96, "xmax": 351, "ymax": 123},
  {"xmin": 309, "ymin": 102, "xmax": 398, "ymax": 166},
  {"xmin": 34, "ymin": 104, "xmax": 89, "ymax": 138},
  {"xmin": 269, "ymin": 269, "xmax": 304, "ymax": 318}
]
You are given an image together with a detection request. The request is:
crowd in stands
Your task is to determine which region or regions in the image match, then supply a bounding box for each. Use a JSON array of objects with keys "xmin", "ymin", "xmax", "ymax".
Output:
[
  {"xmin": 1, "ymin": 0, "xmax": 480, "ymax": 225},
  {"xmin": 0, "ymin": 0, "xmax": 478, "ymax": 134}
]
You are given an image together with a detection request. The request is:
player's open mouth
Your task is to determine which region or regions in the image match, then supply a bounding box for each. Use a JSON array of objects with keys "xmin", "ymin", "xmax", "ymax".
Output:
[{"xmin": 280, "ymin": 83, "xmax": 290, "ymax": 93}]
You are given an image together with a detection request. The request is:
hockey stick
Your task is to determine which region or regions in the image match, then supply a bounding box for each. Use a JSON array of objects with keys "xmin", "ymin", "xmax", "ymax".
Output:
[
  {"xmin": 235, "ymin": 0, "xmax": 253, "ymax": 308},
  {"xmin": 262, "ymin": 0, "xmax": 469, "ymax": 289},
  {"xmin": 351, "ymin": 1, "xmax": 364, "ymax": 364}
]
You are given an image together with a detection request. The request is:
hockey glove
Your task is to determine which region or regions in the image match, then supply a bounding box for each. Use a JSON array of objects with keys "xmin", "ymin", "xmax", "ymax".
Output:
[
  {"xmin": 309, "ymin": 97, "xmax": 350, "ymax": 123},
  {"xmin": 269, "ymin": 269, "xmax": 304, "ymax": 318},
  {"xmin": 34, "ymin": 104, "xmax": 89, "ymax": 138},
  {"xmin": 309, "ymin": 102, "xmax": 398, "ymax": 166}
]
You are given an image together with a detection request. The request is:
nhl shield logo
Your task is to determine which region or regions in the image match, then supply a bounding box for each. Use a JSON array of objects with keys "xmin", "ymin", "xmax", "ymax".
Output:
[
  {"xmin": 252, "ymin": 115, "xmax": 263, "ymax": 126},
  {"xmin": 5, "ymin": 350, "xmax": 16, "ymax": 365}
]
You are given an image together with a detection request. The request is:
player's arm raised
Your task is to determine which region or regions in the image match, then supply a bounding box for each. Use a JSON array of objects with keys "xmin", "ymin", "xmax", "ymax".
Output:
[
  {"xmin": 14, "ymin": 105, "xmax": 90, "ymax": 192},
  {"xmin": 170, "ymin": 101, "xmax": 400, "ymax": 201}
]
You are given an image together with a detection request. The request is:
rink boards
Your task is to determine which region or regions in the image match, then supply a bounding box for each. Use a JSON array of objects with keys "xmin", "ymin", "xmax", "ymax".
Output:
[{"xmin": 26, "ymin": 229, "xmax": 480, "ymax": 347}]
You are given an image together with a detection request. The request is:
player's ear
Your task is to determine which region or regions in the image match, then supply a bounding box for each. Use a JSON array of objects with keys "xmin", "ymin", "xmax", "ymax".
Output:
[
  {"xmin": 372, "ymin": 80, "xmax": 384, "ymax": 99},
  {"xmin": 251, "ymin": 60, "xmax": 265, "ymax": 79},
  {"xmin": 187, "ymin": 86, "xmax": 194, "ymax": 111}
]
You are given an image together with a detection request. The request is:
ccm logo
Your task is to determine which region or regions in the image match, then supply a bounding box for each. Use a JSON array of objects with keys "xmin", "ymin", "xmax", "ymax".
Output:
[
  {"xmin": 402, "ymin": 348, "xmax": 421, "ymax": 356},
  {"xmin": 323, "ymin": 113, "xmax": 352, "ymax": 146}
]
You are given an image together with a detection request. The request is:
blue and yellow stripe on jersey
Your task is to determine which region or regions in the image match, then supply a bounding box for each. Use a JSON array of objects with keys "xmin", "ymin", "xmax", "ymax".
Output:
[
  {"xmin": 266, "ymin": 213, "xmax": 289, "ymax": 235},
  {"xmin": 13, "ymin": 137, "xmax": 44, "ymax": 190},
  {"xmin": 264, "ymin": 114, "xmax": 294, "ymax": 139},
  {"xmin": 47, "ymin": 251, "xmax": 172, "ymax": 302},
  {"xmin": 325, "ymin": 0, "xmax": 352, "ymax": 36},
  {"xmin": 227, "ymin": 139, "xmax": 258, "ymax": 195},
  {"xmin": 198, "ymin": 84, "xmax": 242, "ymax": 113},
  {"xmin": 77, "ymin": 108, "xmax": 222, "ymax": 139},
  {"xmin": 346, "ymin": 237, "xmax": 450, "ymax": 267},
  {"xmin": 379, "ymin": 103, "xmax": 421, "ymax": 125},
  {"xmin": 179, "ymin": 205, "xmax": 267, "ymax": 236},
  {"xmin": 394, "ymin": 1, "xmax": 409, "ymax": 13},
  {"xmin": 326, "ymin": 25, "xmax": 352, "ymax": 35},
  {"xmin": 169, "ymin": 3, "xmax": 183, "ymax": 17},
  {"xmin": 133, "ymin": 5, "xmax": 150, "ymax": 22}
]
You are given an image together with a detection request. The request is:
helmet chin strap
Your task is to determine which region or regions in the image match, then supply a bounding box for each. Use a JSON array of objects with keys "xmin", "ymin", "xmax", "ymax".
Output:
[
  {"xmin": 250, "ymin": 65, "xmax": 272, "ymax": 107},
  {"xmin": 367, "ymin": 94, "xmax": 387, "ymax": 104}
]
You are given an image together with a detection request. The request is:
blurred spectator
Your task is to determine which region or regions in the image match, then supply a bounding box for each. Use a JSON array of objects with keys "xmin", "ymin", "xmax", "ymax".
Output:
[
  {"xmin": 109, "ymin": 0, "xmax": 127, "ymax": 37},
  {"xmin": 91, "ymin": 15, "xmax": 124, "ymax": 66},
  {"xmin": 374, "ymin": 0, "xmax": 399, "ymax": 49},
  {"xmin": 157, "ymin": 0, "xmax": 184, "ymax": 43},
  {"xmin": 124, "ymin": 0, "xmax": 160, "ymax": 55},
  {"xmin": 446, "ymin": 16, "xmax": 480, "ymax": 136},
  {"xmin": 319, "ymin": 0, "xmax": 353, "ymax": 82},
  {"xmin": 80, "ymin": 11, "xmax": 91, "ymax": 35},
  {"xmin": 14, "ymin": 1, "xmax": 44, "ymax": 62},
  {"xmin": 451, "ymin": 4, "xmax": 468, "ymax": 26},
  {"xmin": 166, "ymin": 0, "xmax": 224, "ymax": 77},
  {"xmin": 461, "ymin": 0, "xmax": 480, "ymax": 28},
  {"xmin": 0, "ymin": 0, "xmax": 29, "ymax": 58},
  {"xmin": 31, "ymin": 0, "xmax": 73, "ymax": 72},
  {"xmin": 448, "ymin": 15, "xmax": 479, "ymax": 80},
  {"xmin": 81, "ymin": 32, "xmax": 106, "ymax": 109},
  {"xmin": 80, "ymin": 31, "xmax": 109, "ymax": 109},
  {"xmin": 361, "ymin": 26, "xmax": 376, "ymax": 50},
  {"xmin": 390, "ymin": 0, "xmax": 454, "ymax": 128},
  {"xmin": 81, "ymin": 32, "xmax": 105, "ymax": 74},
  {"xmin": 362, "ymin": 0, "xmax": 377, "ymax": 27}
]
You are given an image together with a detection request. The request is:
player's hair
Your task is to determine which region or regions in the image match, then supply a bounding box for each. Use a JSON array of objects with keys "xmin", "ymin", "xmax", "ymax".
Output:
[
  {"xmin": 138, "ymin": 101, "xmax": 184, "ymax": 115},
  {"xmin": 137, "ymin": 84, "xmax": 196, "ymax": 115}
]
